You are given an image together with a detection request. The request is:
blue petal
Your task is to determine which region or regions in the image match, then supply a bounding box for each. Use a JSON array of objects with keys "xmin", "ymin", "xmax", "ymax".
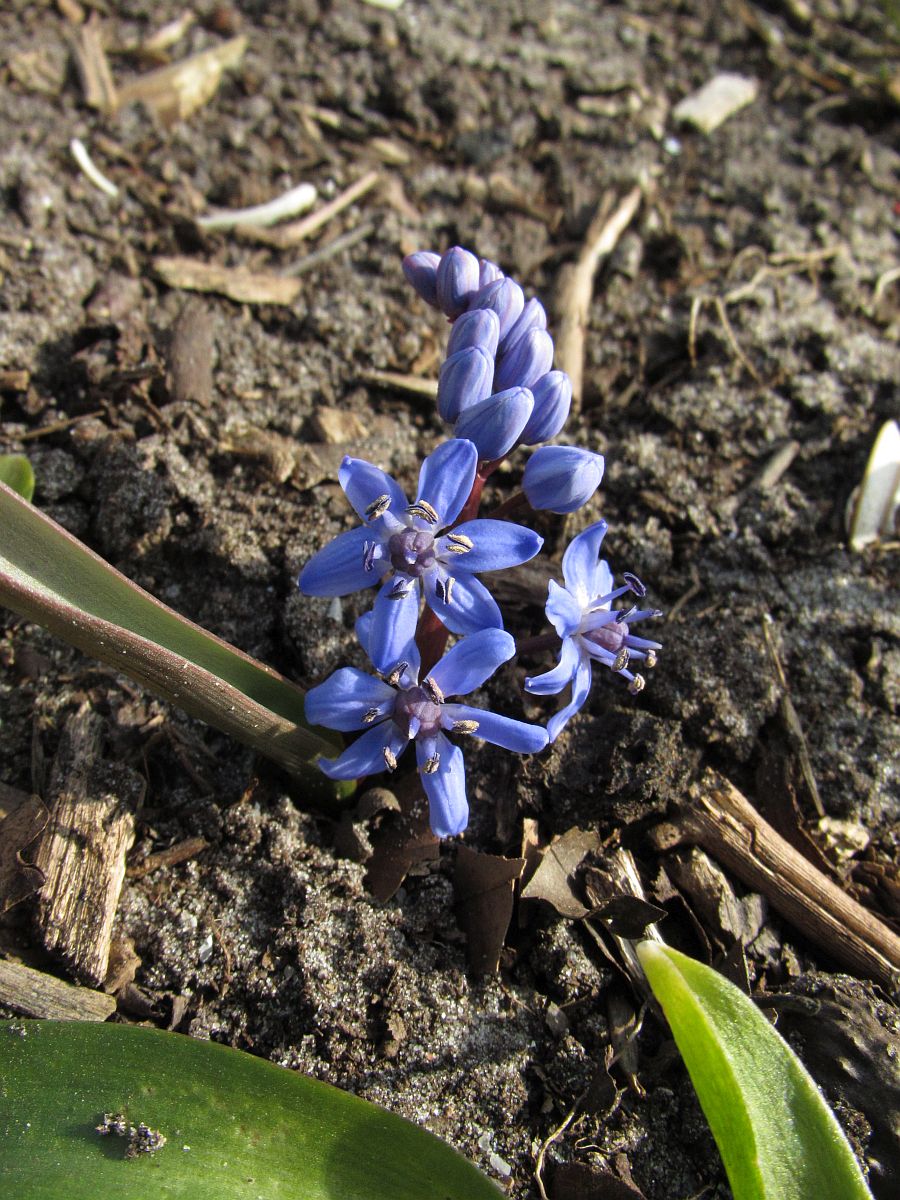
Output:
[
  {"xmin": 415, "ymin": 438, "xmax": 478, "ymax": 526},
  {"xmin": 443, "ymin": 704, "xmax": 549, "ymax": 754},
  {"xmin": 298, "ymin": 526, "xmax": 384, "ymax": 597},
  {"xmin": 369, "ymin": 577, "xmax": 421, "ymax": 673},
  {"xmin": 441, "ymin": 519, "xmax": 543, "ymax": 573},
  {"xmin": 427, "ymin": 627, "xmax": 515, "ymax": 697},
  {"xmin": 545, "ymin": 579, "xmax": 582, "ymax": 639},
  {"xmin": 546, "ymin": 655, "xmax": 593, "ymax": 743},
  {"xmin": 436, "ymin": 247, "xmax": 481, "ymax": 318},
  {"xmin": 468, "ymin": 277, "xmax": 525, "ymax": 339},
  {"xmin": 494, "ymin": 328, "xmax": 554, "ymax": 391},
  {"xmin": 354, "ymin": 610, "xmax": 375, "ymax": 658},
  {"xmin": 453, "ymin": 387, "xmax": 533, "ymax": 461},
  {"xmin": 318, "ymin": 721, "xmax": 409, "ymax": 780},
  {"xmin": 437, "ymin": 347, "xmax": 495, "ymax": 423},
  {"xmin": 524, "ymin": 636, "xmax": 580, "ymax": 696},
  {"xmin": 426, "ymin": 570, "xmax": 502, "ymax": 636},
  {"xmin": 501, "ymin": 297, "xmax": 547, "ymax": 355},
  {"xmin": 402, "ymin": 251, "xmax": 441, "ymax": 308},
  {"xmin": 478, "ymin": 259, "xmax": 504, "ymax": 288},
  {"xmin": 519, "ymin": 371, "xmax": 573, "ymax": 445},
  {"xmin": 446, "ymin": 308, "xmax": 501, "ymax": 359},
  {"xmin": 339, "ymin": 456, "xmax": 408, "ymax": 523},
  {"xmin": 417, "ymin": 733, "xmax": 468, "ymax": 837},
  {"xmin": 562, "ymin": 519, "xmax": 610, "ymax": 599},
  {"xmin": 305, "ymin": 667, "xmax": 396, "ymax": 732},
  {"xmin": 357, "ymin": 608, "xmax": 422, "ymax": 681},
  {"xmin": 522, "ymin": 446, "xmax": 605, "ymax": 514}
]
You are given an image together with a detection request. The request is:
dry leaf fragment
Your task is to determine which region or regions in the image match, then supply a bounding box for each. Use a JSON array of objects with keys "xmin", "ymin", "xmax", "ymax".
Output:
[
  {"xmin": 153, "ymin": 257, "xmax": 301, "ymax": 306},
  {"xmin": 0, "ymin": 793, "xmax": 48, "ymax": 914},
  {"xmin": 551, "ymin": 1161, "xmax": 647, "ymax": 1199},
  {"xmin": 520, "ymin": 827, "xmax": 601, "ymax": 918},
  {"xmin": 453, "ymin": 845, "xmax": 525, "ymax": 973},
  {"xmin": 590, "ymin": 895, "xmax": 668, "ymax": 941},
  {"xmin": 116, "ymin": 35, "xmax": 247, "ymax": 126}
]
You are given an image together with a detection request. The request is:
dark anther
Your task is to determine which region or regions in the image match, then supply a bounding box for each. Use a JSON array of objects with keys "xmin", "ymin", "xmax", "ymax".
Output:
[
  {"xmin": 366, "ymin": 494, "xmax": 391, "ymax": 520},
  {"xmin": 613, "ymin": 647, "xmax": 630, "ymax": 672},
  {"xmin": 452, "ymin": 720, "xmax": 479, "ymax": 734},
  {"xmin": 436, "ymin": 575, "xmax": 455, "ymax": 605},
  {"xmin": 645, "ymin": 649, "xmax": 658, "ymax": 668},
  {"xmin": 386, "ymin": 661, "xmax": 408, "ymax": 687},
  {"xmin": 616, "ymin": 605, "xmax": 637, "ymax": 624},
  {"xmin": 388, "ymin": 580, "xmax": 411, "ymax": 600},
  {"xmin": 363, "ymin": 540, "xmax": 377, "ymax": 571},
  {"xmin": 363, "ymin": 707, "xmax": 381, "ymax": 723},
  {"xmin": 423, "ymin": 677, "xmax": 444, "ymax": 704},
  {"xmin": 383, "ymin": 746, "xmax": 398, "ymax": 771},
  {"xmin": 623, "ymin": 571, "xmax": 646, "ymax": 598},
  {"xmin": 423, "ymin": 752, "xmax": 440, "ymax": 774},
  {"xmin": 446, "ymin": 533, "xmax": 473, "ymax": 554},
  {"xmin": 628, "ymin": 674, "xmax": 646, "ymax": 695},
  {"xmin": 407, "ymin": 500, "xmax": 439, "ymax": 524}
]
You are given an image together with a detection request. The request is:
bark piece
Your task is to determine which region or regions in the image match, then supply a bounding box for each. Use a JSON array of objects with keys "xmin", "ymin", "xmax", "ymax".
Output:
[
  {"xmin": 165, "ymin": 301, "xmax": 215, "ymax": 407},
  {"xmin": 153, "ymin": 257, "xmax": 301, "ymax": 306},
  {"xmin": 0, "ymin": 958, "xmax": 115, "ymax": 1021},
  {"xmin": 34, "ymin": 704, "xmax": 144, "ymax": 987},
  {"xmin": 0, "ymin": 793, "xmax": 48, "ymax": 913},
  {"xmin": 650, "ymin": 769, "xmax": 900, "ymax": 997}
]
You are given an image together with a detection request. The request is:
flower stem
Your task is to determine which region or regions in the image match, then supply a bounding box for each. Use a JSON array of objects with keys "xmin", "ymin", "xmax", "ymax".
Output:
[{"xmin": 514, "ymin": 631, "xmax": 561, "ymax": 657}]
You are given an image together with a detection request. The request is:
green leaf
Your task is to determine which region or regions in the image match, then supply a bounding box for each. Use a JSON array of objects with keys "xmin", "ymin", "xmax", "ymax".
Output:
[
  {"xmin": 636, "ymin": 941, "xmax": 874, "ymax": 1200},
  {"xmin": 0, "ymin": 454, "xmax": 35, "ymax": 501},
  {"xmin": 0, "ymin": 481, "xmax": 346, "ymax": 796},
  {"xmin": 0, "ymin": 1020, "xmax": 502, "ymax": 1200}
]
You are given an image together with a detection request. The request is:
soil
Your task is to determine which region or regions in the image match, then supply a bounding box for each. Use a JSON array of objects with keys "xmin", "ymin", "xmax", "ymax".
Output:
[{"xmin": 1, "ymin": 2, "xmax": 899, "ymax": 1198}]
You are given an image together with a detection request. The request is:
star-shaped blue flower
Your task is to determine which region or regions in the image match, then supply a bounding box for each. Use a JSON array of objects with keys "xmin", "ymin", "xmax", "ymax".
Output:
[
  {"xmin": 305, "ymin": 624, "xmax": 548, "ymax": 837},
  {"xmin": 298, "ymin": 439, "xmax": 543, "ymax": 672},
  {"xmin": 525, "ymin": 520, "xmax": 662, "ymax": 742}
]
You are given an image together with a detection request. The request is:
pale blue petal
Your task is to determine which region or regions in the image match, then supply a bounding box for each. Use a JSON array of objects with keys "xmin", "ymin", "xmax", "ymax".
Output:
[
  {"xmin": 355, "ymin": 610, "xmax": 375, "ymax": 658},
  {"xmin": 441, "ymin": 519, "xmax": 542, "ymax": 573},
  {"xmin": 446, "ymin": 308, "xmax": 501, "ymax": 360},
  {"xmin": 519, "ymin": 371, "xmax": 572, "ymax": 445},
  {"xmin": 426, "ymin": 570, "xmax": 502, "ymax": 636},
  {"xmin": 402, "ymin": 251, "xmax": 441, "ymax": 307},
  {"xmin": 524, "ymin": 636, "xmax": 580, "ymax": 696},
  {"xmin": 415, "ymin": 438, "xmax": 478, "ymax": 526},
  {"xmin": 338, "ymin": 456, "xmax": 408, "ymax": 523},
  {"xmin": 442, "ymin": 704, "xmax": 548, "ymax": 754},
  {"xmin": 522, "ymin": 446, "xmax": 605, "ymax": 514},
  {"xmin": 436, "ymin": 247, "xmax": 481, "ymax": 318},
  {"xmin": 562, "ymin": 519, "xmax": 610, "ymax": 598},
  {"xmin": 494, "ymin": 328, "xmax": 554, "ymax": 391},
  {"xmin": 298, "ymin": 527, "xmax": 384, "ymax": 597},
  {"xmin": 318, "ymin": 721, "xmax": 408, "ymax": 780},
  {"xmin": 453, "ymin": 387, "xmax": 533, "ymax": 461},
  {"xmin": 546, "ymin": 655, "xmax": 593, "ymax": 743},
  {"xmin": 418, "ymin": 734, "xmax": 468, "ymax": 837},
  {"xmin": 427, "ymin": 627, "xmax": 515, "ymax": 697},
  {"xmin": 501, "ymin": 297, "xmax": 547, "ymax": 355},
  {"xmin": 545, "ymin": 579, "xmax": 582, "ymax": 639},
  {"xmin": 437, "ymin": 347, "xmax": 495, "ymax": 423},
  {"xmin": 370, "ymin": 577, "xmax": 421, "ymax": 674},
  {"xmin": 305, "ymin": 668, "xmax": 395, "ymax": 732}
]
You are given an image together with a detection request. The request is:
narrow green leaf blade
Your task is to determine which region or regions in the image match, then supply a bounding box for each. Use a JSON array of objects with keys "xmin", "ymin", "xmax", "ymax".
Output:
[
  {"xmin": 0, "ymin": 481, "xmax": 345, "ymax": 793},
  {"xmin": 636, "ymin": 941, "xmax": 873, "ymax": 1200},
  {"xmin": 0, "ymin": 454, "xmax": 35, "ymax": 501},
  {"xmin": 0, "ymin": 1020, "xmax": 502, "ymax": 1200}
]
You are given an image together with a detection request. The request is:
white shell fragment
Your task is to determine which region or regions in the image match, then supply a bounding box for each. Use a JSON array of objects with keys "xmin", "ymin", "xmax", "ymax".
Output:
[
  {"xmin": 69, "ymin": 138, "xmax": 119, "ymax": 198},
  {"xmin": 673, "ymin": 73, "xmax": 759, "ymax": 134},
  {"xmin": 197, "ymin": 182, "xmax": 317, "ymax": 231},
  {"xmin": 848, "ymin": 419, "xmax": 900, "ymax": 551}
]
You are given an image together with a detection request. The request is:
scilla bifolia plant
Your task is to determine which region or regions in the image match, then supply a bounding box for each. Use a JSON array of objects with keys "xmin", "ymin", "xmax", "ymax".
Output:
[{"xmin": 297, "ymin": 246, "xmax": 663, "ymax": 835}]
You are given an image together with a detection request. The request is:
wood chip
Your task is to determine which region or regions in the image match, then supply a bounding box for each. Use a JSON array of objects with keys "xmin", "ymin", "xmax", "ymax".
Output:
[
  {"xmin": 311, "ymin": 406, "xmax": 371, "ymax": 445},
  {"xmin": 453, "ymin": 845, "xmax": 525, "ymax": 973},
  {"xmin": 165, "ymin": 300, "xmax": 215, "ymax": 407},
  {"xmin": 0, "ymin": 793, "xmax": 48, "ymax": 914},
  {"xmin": 0, "ymin": 958, "xmax": 115, "ymax": 1021},
  {"xmin": 126, "ymin": 836, "xmax": 209, "ymax": 879},
  {"xmin": 69, "ymin": 13, "xmax": 118, "ymax": 113},
  {"xmin": 153, "ymin": 256, "xmax": 301, "ymax": 305},
  {"xmin": 673, "ymin": 73, "xmax": 759, "ymax": 134},
  {"xmin": 650, "ymin": 769, "xmax": 900, "ymax": 997},
  {"xmin": 116, "ymin": 35, "xmax": 247, "ymax": 126},
  {"xmin": 34, "ymin": 704, "xmax": 145, "ymax": 987}
]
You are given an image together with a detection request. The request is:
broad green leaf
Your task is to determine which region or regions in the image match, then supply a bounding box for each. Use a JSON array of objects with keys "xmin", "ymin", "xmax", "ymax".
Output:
[
  {"xmin": 0, "ymin": 1020, "xmax": 502, "ymax": 1200},
  {"xmin": 636, "ymin": 941, "xmax": 874, "ymax": 1200},
  {"xmin": 0, "ymin": 481, "xmax": 346, "ymax": 796},
  {"xmin": 0, "ymin": 454, "xmax": 35, "ymax": 501}
]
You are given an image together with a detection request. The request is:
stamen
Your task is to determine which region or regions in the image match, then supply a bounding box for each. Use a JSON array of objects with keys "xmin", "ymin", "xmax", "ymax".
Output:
[
  {"xmin": 407, "ymin": 500, "xmax": 439, "ymax": 524},
  {"xmin": 435, "ymin": 575, "xmax": 455, "ymax": 605},
  {"xmin": 446, "ymin": 533, "xmax": 474, "ymax": 553},
  {"xmin": 628, "ymin": 674, "xmax": 646, "ymax": 695},
  {"xmin": 423, "ymin": 752, "xmax": 440, "ymax": 774},
  {"xmin": 612, "ymin": 647, "xmax": 630, "ymax": 672},
  {"xmin": 366, "ymin": 494, "xmax": 391, "ymax": 520},
  {"xmin": 615, "ymin": 606, "xmax": 636, "ymax": 624},
  {"xmin": 386, "ymin": 661, "xmax": 408, "ymax": 687},
  {"xmin": 452, "ymin": 720, "xmax": 479, "ymax": 734},
  {"xmin": 623, "ymin": 571, "xmax": 647, "ymax": 598},
  {"xmin": 363, "ymin": 540, "xmax": 377, "ymax": 572},
  {"xmin": 423, "ymin": 677, "xmax": 444, "ymax": 704},
  {"xmin": 383, "ymin": 746, "xmax": 398, "ymax": 771},
  {"xmin": 645, "ymin": 650, "xmax": 658, "ymax": 669},
  {"xmin": 363, "ymin": 707, "xmax": 381, "ymax": 723},
  {"xmin": 388, "ymin": 580, "xmax": 411, "ymax": 600}
]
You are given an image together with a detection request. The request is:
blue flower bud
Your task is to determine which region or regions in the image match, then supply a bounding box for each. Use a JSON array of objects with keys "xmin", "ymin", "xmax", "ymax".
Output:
[
  {"xmin": 437, "ymin": 346, "xmax": 495, "ymax": 423},
  {"xmin": 478, "ymin": 258, "xmax": 504, "ymax": 288},
  {"xmin": 402, "ymin": 251, "xmax": 441, "ymax": 308},
  {"xmin": 494, "ymin": 327, "xmax": 554, "ymax": 391},
  {"xmin": 436, "ymin": 247, "xmax": 481, "ymax": 318},
  {"xmin": 446, "ymin": 308, "xmax": 501, "ymax": 359},
  {"xmin": 501, "ymin": 297, "xmax": 547, "ymax": 354},
  {"xmin": 468, "ymin": 277, "xmax": 525, "ymax": 339},
  {"xmin": 455, "ymin": 387, "xmax": 534, "ymax": 461},
  {"xmin": 522, "ymin": 445, "xmax": 605, "ymax": 513},
  {"xmin": 519, "ymin": 371, "xmax": 573, "ymax": 444}
]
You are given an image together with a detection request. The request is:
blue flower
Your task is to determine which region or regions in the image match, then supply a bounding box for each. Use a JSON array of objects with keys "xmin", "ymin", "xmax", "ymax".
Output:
[
  {"xmin": 523, "ymin": 445, "xmax": 605, "ymax": 514},
  {"xmin": 525, "ymin": 520, "xmax": 662, "ymax": 742},
  {"xmin": 298, "ymin": 438, "xmax": 544, "ymax": 672},
  {"xmin": 306, "ymin": 626, "xmax": 549, "ymax": 837}
]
